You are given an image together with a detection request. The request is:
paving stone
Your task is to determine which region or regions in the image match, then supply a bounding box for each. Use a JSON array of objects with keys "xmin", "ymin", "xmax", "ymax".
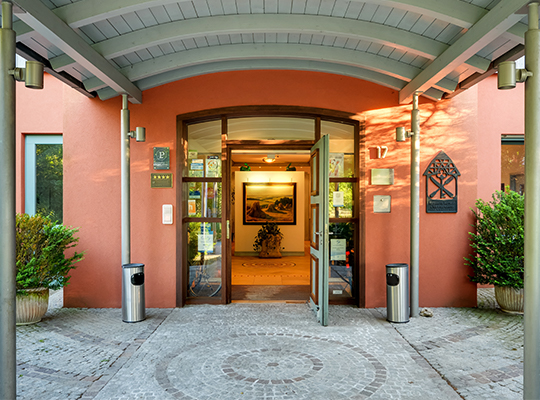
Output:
[{"xmin": 14, "ymin": 289, "xmax": 523, "ymax": 399}]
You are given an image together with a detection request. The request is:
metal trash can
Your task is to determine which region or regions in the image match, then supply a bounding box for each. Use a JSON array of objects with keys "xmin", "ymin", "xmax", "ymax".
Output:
[
  {"xmin": 386, "ymin": 263, "xmax": 409, "ymax": 323},
  {"xmin": 122, "ymin": 263, "xmax": 145, "ymax": 323}
]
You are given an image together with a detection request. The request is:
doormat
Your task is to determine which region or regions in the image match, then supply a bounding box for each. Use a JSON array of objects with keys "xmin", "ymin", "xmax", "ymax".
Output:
[
  {"xmin": 241, "ymin": 262, "xmax": 297, "ymax": 268},
  {"xmin": 231, "ymin": 285, "xmax": 309, "ymax": 301}
]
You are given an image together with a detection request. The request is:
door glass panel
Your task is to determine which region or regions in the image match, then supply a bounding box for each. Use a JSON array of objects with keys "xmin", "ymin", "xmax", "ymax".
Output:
[
  {"xmin": 322, "ymin": 121, "xmax": 355, "ymax": 177},
  {"xmin": 187, "ymin": 120, "xmax": 222, "ymax": 153},
  {"xmin": 187, "ymin": 222, "xmax": 222, "ymax": 298},
  {"xmin": 501, "ymin": 143, "xmax": 525, "ymax": 194},
  {"xmin": 329, "ymin": 222, "xmax": 355, "ymax": 299},
  {"xmin": 186, "ymin": 182, "xmax": 222, "ymax": 218},
  {"xmin": 329, "ymin": 182, "xmax": 353, "ymax": 218},
  {"xmin": 228, "ymin": 117, "xmax": 315, "ymax": 140}
]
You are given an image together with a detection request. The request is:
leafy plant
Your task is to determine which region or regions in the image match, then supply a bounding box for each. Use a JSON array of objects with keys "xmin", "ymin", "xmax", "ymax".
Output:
[
  {"xmin": 253, "ymin": 222, "xmax": 283, "ymax": 252},
  {"xmin": 240, "ymin": 163, "xmax": 251, "ymax": 171},
  {"xmin": 16, "ymin": 213, "xmax": 84, "ymax": 292},
  {"xmin": 465, "ymin": 189, "xmax": 524, "ymax": 289},
  {"xmin": 286, "ymin": 162, "xmax": 296, "ymax": 171}
]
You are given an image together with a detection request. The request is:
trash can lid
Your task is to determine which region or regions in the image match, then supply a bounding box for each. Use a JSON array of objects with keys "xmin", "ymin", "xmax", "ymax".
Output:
[
  {"xmin": 122, "ymin": 263, "xmax": 145, "ymax": 269},
  {"xmin": 385, "ymin": 263, "xmax": 408, "ymax": 268}
]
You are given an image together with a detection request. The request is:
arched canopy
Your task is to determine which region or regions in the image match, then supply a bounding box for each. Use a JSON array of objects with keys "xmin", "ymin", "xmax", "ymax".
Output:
[{"xmin": 10, "ymin": 0, "xmax": 531, "ymax": 104}]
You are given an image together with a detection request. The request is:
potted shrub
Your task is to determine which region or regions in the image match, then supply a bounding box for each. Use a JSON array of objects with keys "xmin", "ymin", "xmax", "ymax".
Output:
[
  {"xmin": 16, "ymin": 213, "xmax": 84, "ymax": 325},
  {"xmin": 465, "ymin": 189, "xmax": 524, "ymax": 313},
  {"xmin": 253, "ymin": 222, "xmax": 284, "ymax": 258}
]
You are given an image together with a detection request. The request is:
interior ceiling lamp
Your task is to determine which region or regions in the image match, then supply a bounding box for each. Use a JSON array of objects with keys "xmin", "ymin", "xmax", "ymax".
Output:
[{"xmin": 262, "ymin": 154, "xmax": 277, "ymax": 163}]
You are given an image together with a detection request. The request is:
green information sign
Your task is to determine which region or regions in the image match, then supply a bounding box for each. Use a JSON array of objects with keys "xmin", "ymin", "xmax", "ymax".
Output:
[{"xmin": 153, "ymin": 147, "xmax": 170, "ymax": 170}]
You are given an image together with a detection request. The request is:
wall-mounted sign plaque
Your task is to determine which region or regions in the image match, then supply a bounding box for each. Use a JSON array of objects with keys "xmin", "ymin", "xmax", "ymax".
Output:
[
  {"xmin": 153, "ymin": 147, "xmax": 170, "ymax": 170},
  {"xmin": 151, "ymin": 173, "xmax": 173, "ymax": 188},
  {"xmin": 423, "ymin": 151, "xmax": 460, "ymax": 213},
  {"xmin": 371, "ymin": 169, "xmax": 394, "ymax": 185}
]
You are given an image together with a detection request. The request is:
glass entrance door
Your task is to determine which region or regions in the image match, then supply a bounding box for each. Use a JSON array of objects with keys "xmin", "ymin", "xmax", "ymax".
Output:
[{"xmin": 309, "ymin": 135, "xmax": 330, "ymax": 326}]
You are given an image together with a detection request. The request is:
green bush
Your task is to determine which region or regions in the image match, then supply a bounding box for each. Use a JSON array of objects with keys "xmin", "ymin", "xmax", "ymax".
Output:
[
  {"xmin": 465, "ymin": 190, "xmax": 524, "ymax": 289},
  {"xmin": 16, "ymin": 213, "xmax": 84, "ymax": 292},
  {"xmin": 253, "ymin": 222, "xmax": 283, "ymax": 252}
]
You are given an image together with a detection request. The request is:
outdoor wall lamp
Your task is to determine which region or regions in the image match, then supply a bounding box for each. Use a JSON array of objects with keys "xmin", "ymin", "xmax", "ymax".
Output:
[
  {"xmin": 395, "ymin": 126, "xmax": 414, "ymax": 142},
  {"xmin": 9, "ymin": 60, "xmax": 44, "ymax": 89},
  {"xmin": 497, "ymin": 60, "xmax": 532, "ymax": 90},
  {"xmin": 128, "ymin": 126, "xmax": 146, "ymax": 142}
]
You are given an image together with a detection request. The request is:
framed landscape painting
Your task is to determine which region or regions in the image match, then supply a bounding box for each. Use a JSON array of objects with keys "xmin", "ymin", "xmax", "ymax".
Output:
[{"xmin": 243, "ymin": 182, "xmax": 297, "ymax": 225}]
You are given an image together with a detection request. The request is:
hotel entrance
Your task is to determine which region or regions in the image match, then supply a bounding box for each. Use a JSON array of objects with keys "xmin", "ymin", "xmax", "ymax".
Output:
[{"xmin": 178, "ymin": 108, "xmax": 364, "ymax": 312}]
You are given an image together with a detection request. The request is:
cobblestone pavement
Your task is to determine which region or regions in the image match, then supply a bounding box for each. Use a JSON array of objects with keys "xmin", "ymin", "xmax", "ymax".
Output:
[{"xmin": 14, "ymin": 288, "xmax": 523, "ymax": 399}]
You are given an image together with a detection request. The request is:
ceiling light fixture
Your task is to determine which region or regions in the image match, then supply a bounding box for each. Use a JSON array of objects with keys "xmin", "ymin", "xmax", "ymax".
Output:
[{"xmin": 262, "ymin": 154, "xmax": 276, "ymax": 163}]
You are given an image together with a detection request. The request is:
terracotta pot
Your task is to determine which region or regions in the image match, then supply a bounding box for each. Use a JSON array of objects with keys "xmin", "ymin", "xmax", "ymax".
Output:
[
  {"xmin": 494, "ymin": 285, "xmax": 523, "ymax": 314},
  {"xmin": 16, "ymin": 287, "xmax": 49, "ymax": 325}
]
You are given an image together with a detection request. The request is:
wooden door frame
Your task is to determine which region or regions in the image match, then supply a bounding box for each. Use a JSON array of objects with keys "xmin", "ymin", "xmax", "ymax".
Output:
[{"xmin": 176, "ymin": 106, "xmax": 365, "ymax": 307}]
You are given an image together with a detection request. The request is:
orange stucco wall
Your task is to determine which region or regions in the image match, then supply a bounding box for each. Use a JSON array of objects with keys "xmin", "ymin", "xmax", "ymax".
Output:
[
  {"xmin": 17, "ymin": 69, "xmax": 521, "ymax": 309},
  {"xmin": 15, "ymin": 73, "xmax": 64, "ymax": 213},
  {"xmin": 477, "ymin": 75, "xmax": 525, "ymax": 201}
]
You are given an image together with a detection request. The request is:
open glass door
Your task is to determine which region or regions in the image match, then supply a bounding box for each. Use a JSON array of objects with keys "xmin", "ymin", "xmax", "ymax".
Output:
[{"xmin": 309, "ymin": 135, "xmax": 329, "ymax": 326}]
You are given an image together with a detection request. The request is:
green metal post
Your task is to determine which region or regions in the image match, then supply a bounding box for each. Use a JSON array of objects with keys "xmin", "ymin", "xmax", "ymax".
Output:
[
  {"xmin": 410, "ymin": 92, "xmax": 420, "ymax": 317},
  {"xmin": 524, "ymin": 3, "xmax": 540, "ymax": 399},
  {"xmin": 0, "ymin": 2, "xmax": 17, "ymax": 398},
  {"xmin": 121, "ymin": 94, "xmax": 130, "ymax": 266}
]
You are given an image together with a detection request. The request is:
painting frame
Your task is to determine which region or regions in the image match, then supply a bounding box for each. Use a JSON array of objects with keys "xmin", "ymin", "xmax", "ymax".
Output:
[{"xmin": 243, "ymin": 182, "xmax": 297, "ymax": 225}]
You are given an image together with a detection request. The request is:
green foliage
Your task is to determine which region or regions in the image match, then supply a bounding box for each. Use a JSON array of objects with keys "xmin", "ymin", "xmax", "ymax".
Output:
[
  {"xmin": 16, "ymin": 213, "xmax": 84, "ymax": 292},
  {"xmin": 240, "ymin": 163, "xmax": 251, "ymax": 171},
  {"xmin": 253, "ymin": 222, "xmax": 283, "ymax": 252},
  {"xmin": 465, "ymin": 190, "xmax": 524, "ymax": 289},
  {"xmin": 286, "ymin": 163, "xmax": 296, "ymax": 171}
]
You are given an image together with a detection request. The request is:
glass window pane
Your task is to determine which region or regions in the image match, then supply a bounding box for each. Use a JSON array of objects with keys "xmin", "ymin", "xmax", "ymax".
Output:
[
  {"xmin": 329, "ymin": 182, "xmax": 353, "ymax": 218},
  {"xmin": 188, "ymin": 153, "xmax": 222, "ymax": 178},
  {"xmin": 35, "ymin": 144, "xmax": 63, "ymax": 223},
  {"xmin": 186, "ymin": 182, "xmax": 222, "ymax": 218},
  {"xmin": 322, "ymin": 121, "xmax": 355, "ymax": 177},
  {"xmin": 502, "ymin": 144, "xmax": 525, "ymax": 195},
  {"xmin": 329, "ymin": 222, "xmax": 355, "ymax": 300},
  {"xmin": 187, "ymin": 222, "xmax": 222, "ymax": 298},
  {"xmin": 228, "ymin": 117, "xmax": 315, "ymax": 140},
  {"xmin": 187, "ymin": 120, "xmax": 222, "ymax": 153}
]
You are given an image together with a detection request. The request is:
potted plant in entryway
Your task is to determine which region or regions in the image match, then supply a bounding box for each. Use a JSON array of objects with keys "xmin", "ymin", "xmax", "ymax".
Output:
[
  {"xmin": 465, "ymin": 189, "xmax": 524, "ymax": 313},
  {"xmin": 253, "ymin": 222, "xmax": 284, "ymax": 258},
  {"xmin": 16, "ymin": 213, "xmax": 85, "ymax": 325}
]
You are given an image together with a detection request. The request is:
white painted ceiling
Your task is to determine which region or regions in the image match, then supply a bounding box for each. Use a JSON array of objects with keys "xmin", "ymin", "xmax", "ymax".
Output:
[{"xmin": 9, "ymin": 0, "xmax": 532, "ymax": 104}]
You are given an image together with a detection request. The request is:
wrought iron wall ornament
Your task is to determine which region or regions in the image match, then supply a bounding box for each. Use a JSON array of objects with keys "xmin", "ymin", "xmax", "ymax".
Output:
[{"xmin": 423, "ymin": 151, "xmax": 461, "ymax": 213}]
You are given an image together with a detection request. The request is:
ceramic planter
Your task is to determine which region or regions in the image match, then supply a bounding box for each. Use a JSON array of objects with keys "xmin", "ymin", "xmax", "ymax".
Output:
[
  {"xmin": 258, "ymin": 235, "xmax": 282, "ymax": 258},
  {"xmin": 16, "ymin": 287, "xmax": 49, "ymax": 325},
  {"xmin": 494, "ymin": 285, "xmax": 524, "ymax": 314}
]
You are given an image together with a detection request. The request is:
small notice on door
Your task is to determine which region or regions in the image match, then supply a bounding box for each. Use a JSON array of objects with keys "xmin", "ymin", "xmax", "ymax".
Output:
[
  {"xmin": 330, "ymin": 239, "xmax": 346, "ymax": 261},
  {"xmin": 188, "ymin": 200, "xmax": 196, "ymax": 216},
  {"xmin": 333, "ymin": 191, "xmax": 344, "ymax": 207},
  {"xmin": 198, "ymin": 233, "xmax": 214, "ymax": 252}
]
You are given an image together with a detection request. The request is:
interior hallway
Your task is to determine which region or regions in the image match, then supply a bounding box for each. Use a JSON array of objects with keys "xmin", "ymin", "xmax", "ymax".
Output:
[{"xmin": 231, "ymin": 242, "xmax": 310, "ymax": 302}]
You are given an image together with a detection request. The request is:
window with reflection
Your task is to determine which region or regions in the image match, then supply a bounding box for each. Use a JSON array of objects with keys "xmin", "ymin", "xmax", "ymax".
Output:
[
  {"xmin": 187, "ymin": 222, "xmax": 222, "ymax": 298},
  {"xmin": 501, "ymin": 136, "xmax": 524, "ymax": 195}
]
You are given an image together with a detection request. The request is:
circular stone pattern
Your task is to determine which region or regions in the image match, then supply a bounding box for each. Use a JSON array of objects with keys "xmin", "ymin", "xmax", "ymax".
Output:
[
  {"xmin": 242, "ymin": 262, "xmax": 296, "ymax": 268},
  {"xmin": 155, "ymin": 332, "xmax": 386, "ymax": 399},
  {"xmin": 222, "ymin": 349, "xmax": 322, "ymax": 384}
]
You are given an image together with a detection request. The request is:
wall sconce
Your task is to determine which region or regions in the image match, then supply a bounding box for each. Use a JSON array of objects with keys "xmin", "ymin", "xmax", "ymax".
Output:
[
  {"xmin": 396, "ymin": 126, "xmax": 413, "ymax": 142},
  {"xmin": 9, "ymin": 60, "xmax": 44, "ymax": 89},
  {"xmin": 497, "ymin": 60, "xmax": 532, "ymax": 90},
  {"xmin": 129, "ymin": 126, "xmax": 146, "ymax": 142}
]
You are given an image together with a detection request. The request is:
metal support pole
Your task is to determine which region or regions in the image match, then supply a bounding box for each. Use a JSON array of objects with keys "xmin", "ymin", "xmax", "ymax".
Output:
[
  {"xmin": 524, "ymin": 3, "xmax": 540, "ymax": 398},
  {"xmin": 410, "ymin": 92, "xmax": 420, "ymax": 318},
  {"xmin": 0, "ymin": 1, "xmax": 17, "ymax": 398},
  {"xmin": 121, "ymin": 94, "xmax": 130, "ymax": 265}
]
